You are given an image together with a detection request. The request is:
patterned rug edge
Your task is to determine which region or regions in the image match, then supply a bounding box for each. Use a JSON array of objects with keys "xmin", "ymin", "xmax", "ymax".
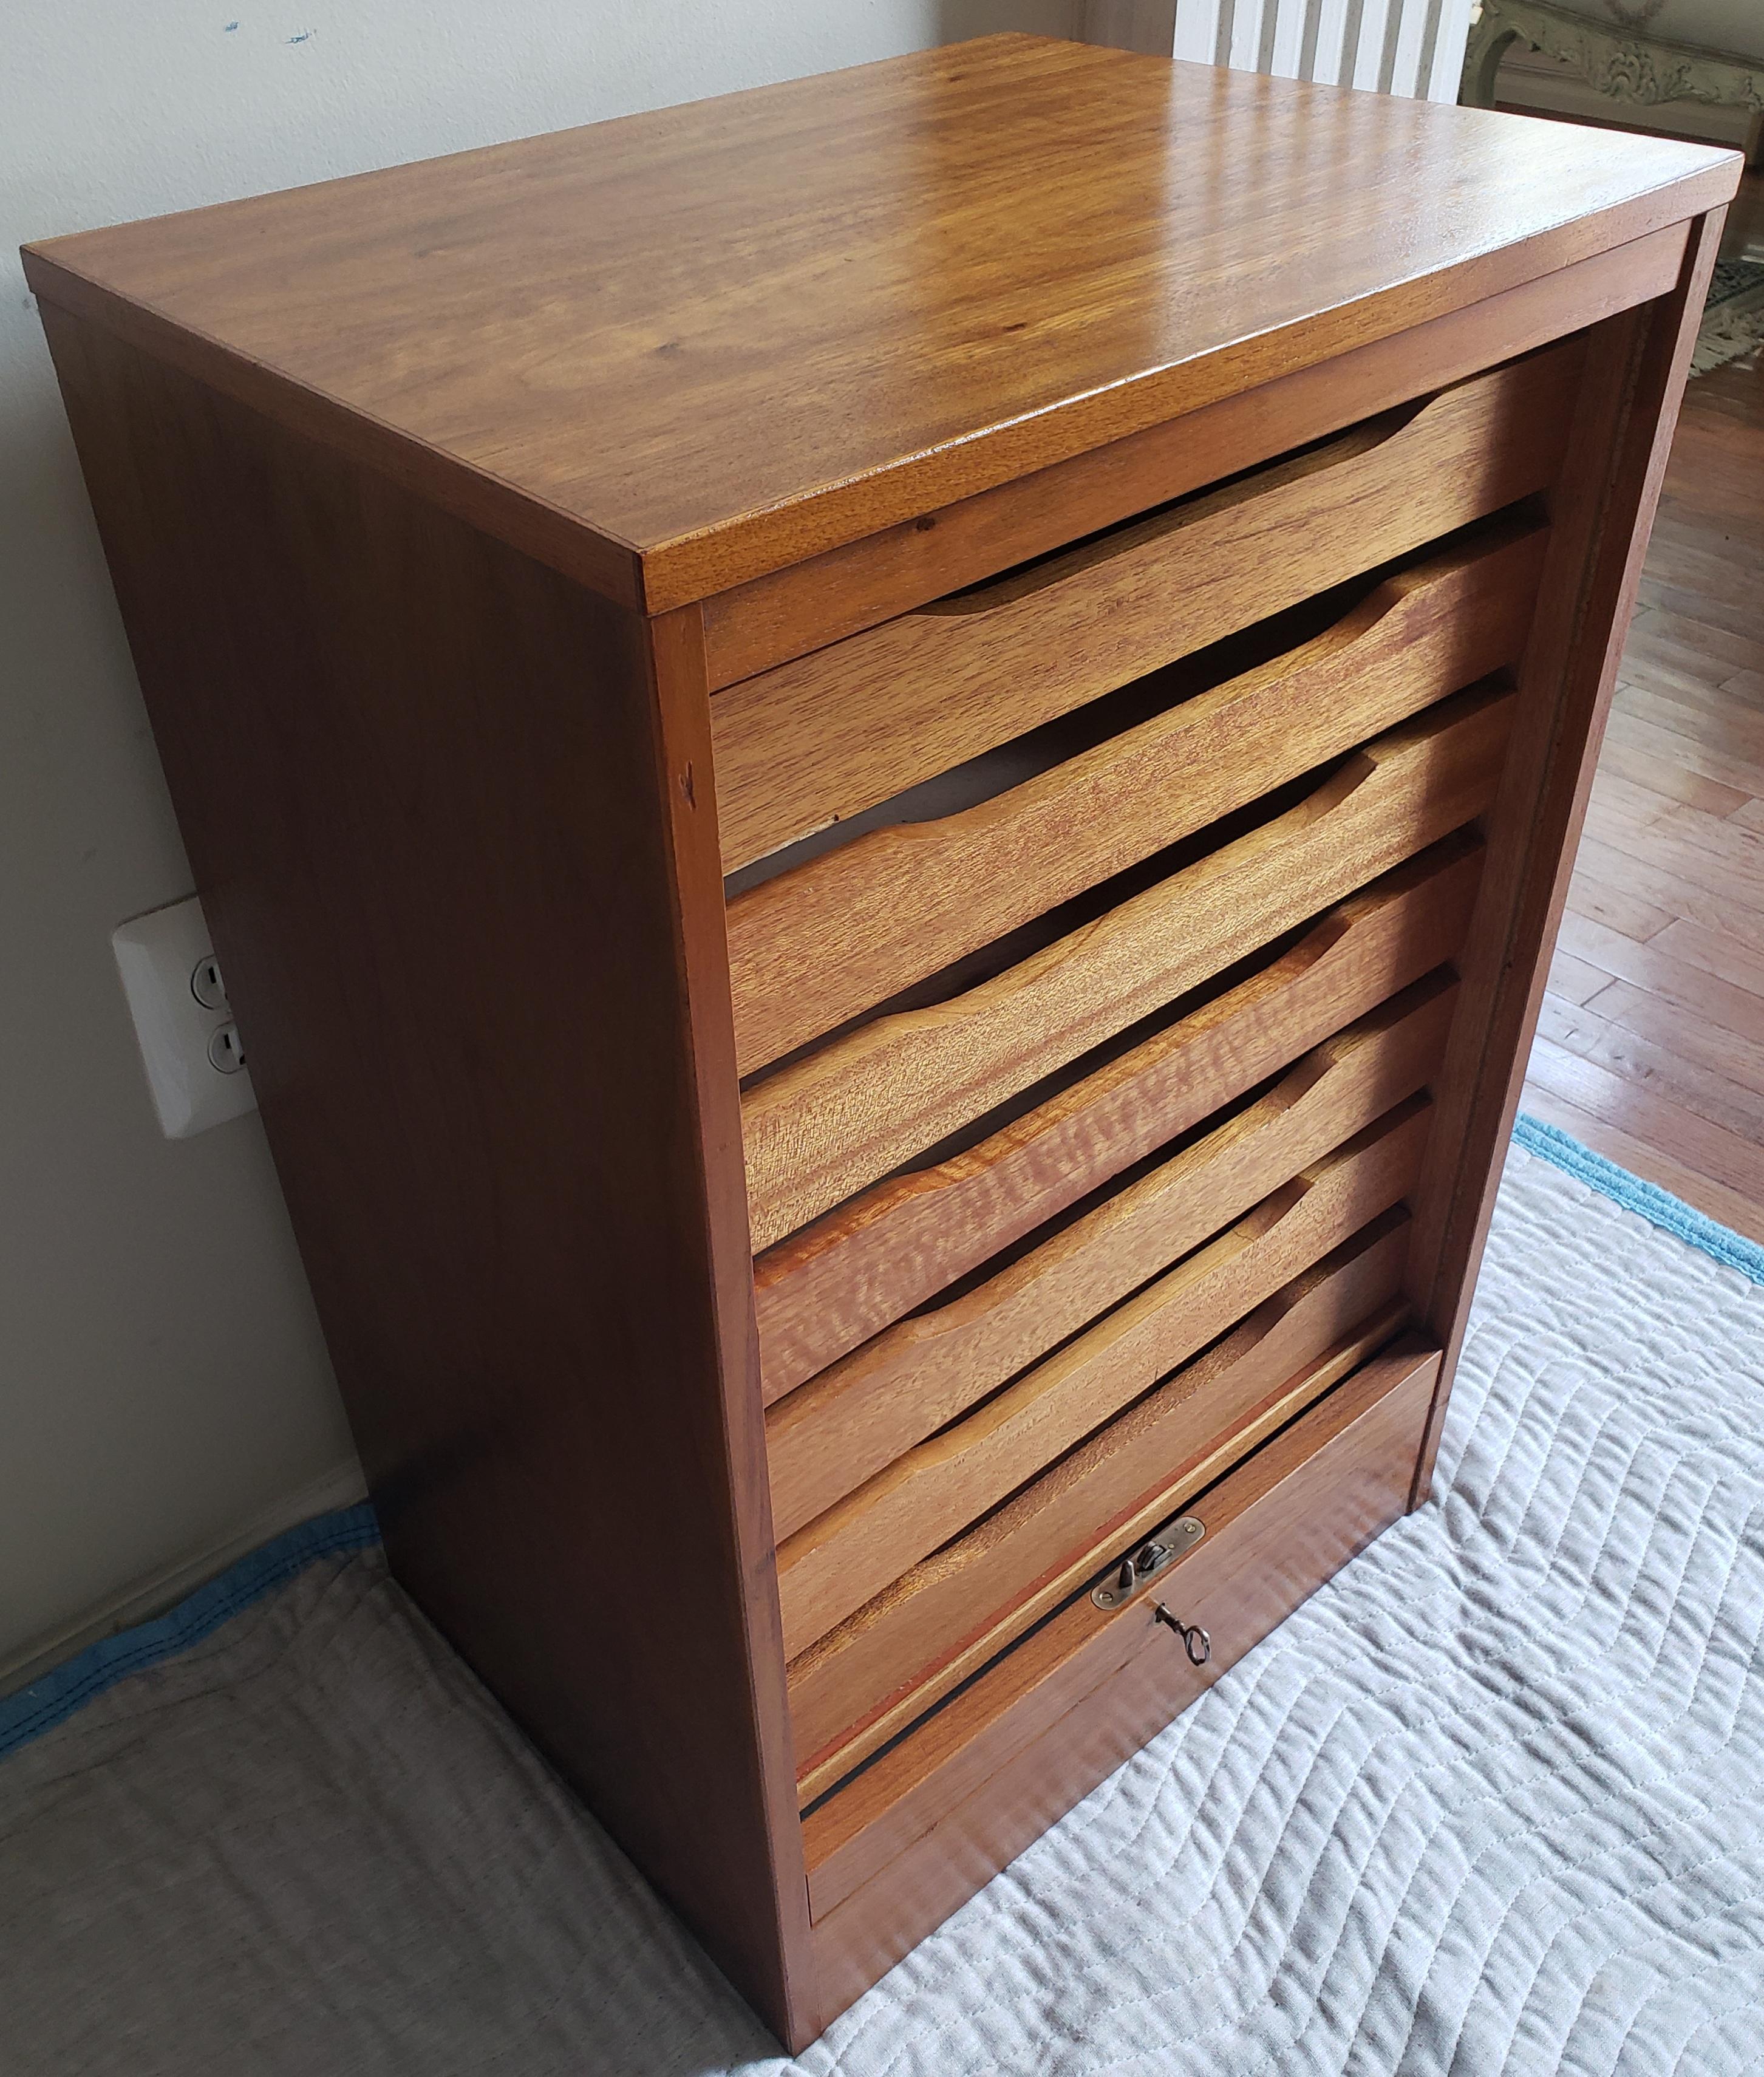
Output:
[
  {"xmin": 4, "ymin": 1118, "xmax": 1757, "ymax": 1764},
  {"xmin": 0, "ymin": 1501, "xmax": 381, "ymax": 1761},
  {"xmin": 1512, "ymin": 1110, "xmax": 1764, "ymax": 1284},
  {"xmin": 1690, "ymin": 261, "xmax": 1764, "ymax": 377}
]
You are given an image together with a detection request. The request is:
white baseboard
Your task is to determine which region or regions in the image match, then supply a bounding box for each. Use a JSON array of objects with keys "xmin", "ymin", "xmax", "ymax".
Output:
[{"xmin": 0, "ymin": 1457, "xmax": 370, "ymax": 1702}]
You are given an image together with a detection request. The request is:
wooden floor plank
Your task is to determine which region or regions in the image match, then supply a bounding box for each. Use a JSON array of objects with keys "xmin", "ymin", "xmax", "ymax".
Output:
[
  {"xmin": 1517, "ymin": 1086, "xmax": 1764, "ymax": 1249},
  {"xmin": 1581, "ymin": 799, "xmax": 1764, "ymax": 919},
  {"xmin": 1603, "ymin": 702, "xmax": 1764, "ymax": 800},
  {"xmin": 1524, "ymin": 308, "xmax": 1764, "ymax": 1241},
  {"xmin": 1589, "ymin": 978, "xmax": 1764, "ymax": 1105},
  {"xmin": 1543, "ymin": 993, "xmax": 1764, "ymax": 1142},
  {"xmin": 1651, "ymin": 916, "xmax": 1764, "ymax": 999},
  {"xmin": 1547, "ymin": 949, "xmax": 1613, "ymax": 1005},
  {"xmin": 1525, "ymin": 1038, "xmax": 1764, "ymax": 1205},
  {"xmin": 1558, "ymin": 912, "xmax": 1764, "ymax": 1039},
  {"xmin": 1624, "ymin": 606, "xmax": 1764, "ymax": 681},
  {"xmin": 1589, "ymin": 735, "xmax": 1751, "ymax": 819},
  {"xmin": 1613, "ymin": 678, "xmax": 1764, "ymax": 768},
  {"xmin": 1563, "ymin": 867, "xmax": 1672, "ymax": 943}
]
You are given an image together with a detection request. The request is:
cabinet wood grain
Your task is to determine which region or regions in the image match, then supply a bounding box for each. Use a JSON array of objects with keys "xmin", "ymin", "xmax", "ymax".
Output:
[
  {"xmin": 776, "ymin": 1097, "xmax": 1432, "ymax": 1656},
  {"xmin": 743, "ymin": 685, "xmax": 1513, "ymax": 1249},
  {"xmin": 728, "ymin": 525, "xmax": 1544, "ymax": 1073},
  {"xmin": 700, "ymin": 230, "xmax": 1686, "ymax": 686},
  {"xmin": 27, "ymin": 37, "xmax": 1734, "ymax": 2047},
  {"xmin": 752, "ymin": 837, "xmax": 1484, "ymax": 1399},
  {"xmin": 23, "ymin": 41, "xmax": 1731, "ymax": 614},
  {"xmin": 764, "ymin": 974, "xmax": 1456, "ymax": 1536},
  {"xmin": 712, "ymin": 355, "xmax": 1572, "ymax": 878},
  {"xmin": 805, "ymin": 1337, "xmax": 1440, "ymax": 1967},
  {"xmin": 788, "ymin": 1217, "xmax": 1414, "ymax": 1789}
]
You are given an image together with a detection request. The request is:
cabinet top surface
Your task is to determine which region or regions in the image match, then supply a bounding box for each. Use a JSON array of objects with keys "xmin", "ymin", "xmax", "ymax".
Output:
[{"xmin": 26, "ymin": 33, "xmax": 1736, "ymax": 610}]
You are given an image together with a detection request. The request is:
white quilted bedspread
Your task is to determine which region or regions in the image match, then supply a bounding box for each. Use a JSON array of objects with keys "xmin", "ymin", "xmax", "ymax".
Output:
[{"xmin": 4, "ymin": 1137, "xmax": 1763, "ymax": 2076}]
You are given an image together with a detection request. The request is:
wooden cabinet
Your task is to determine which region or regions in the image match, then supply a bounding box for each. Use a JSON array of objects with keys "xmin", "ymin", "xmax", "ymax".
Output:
[{"xmin": 23, "ymin": 33, "xmax": 1740, "ymax": 2050}]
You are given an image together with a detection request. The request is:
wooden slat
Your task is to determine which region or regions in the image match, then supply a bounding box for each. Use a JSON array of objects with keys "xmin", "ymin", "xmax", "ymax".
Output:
[
  {"xmin": 776, "ymin": 1097, "xmax": 1432, "ymax": 1657},
  {"xmin": 1269, "ymin": 0, "xmax": 1309, "ymax": 78},
  {"xmin": 802, "ymin": 1336, "xmax": 1440, "ymax": 1928},
  {"xmin": 1229, "ymin": 0, "xmax": 1269, "ymax": 68},
  {"xmin": 1310, "ymin": 0, "xmax": 1352, "ymax": 82},
  {"xmin": 798, "ymin": 1312, "xmax": 1411, "ymax": 1827},
  {"xmin": 1407, "ymin": 225, "xmax": 1729, "ymax": 1520},
  {"xmin": 754, "ymin": 837, "xmax": 1483, "ymax": 1399},
  {"xmin": 701, "ymin": 231, "xmax": 1684, "ymax": 689},
  {"xmin": 765, "ymin": 973, "xmax": 1458, "ymax": 1536},
  {"xmin": 788, "ymin": 1219, "xmax": 1412, "ymax": 1791},
  {"xmin": 1172, "ymin": 0, "xmax": 1224, "ymax": 61},
  {"xmin": 1353, "ymin": 0, "xmax": 1394, "ymax": 87},
  {"xmin": 728, "ymin": 525, "xmax": 1544, "ymax": 1074},
  {"xmin": 712, "ymin": 343, "xmax": 1576, "ymax": 874},
  {"xmin": 1388, "ymin": 0, "xmax": 1431, "ymax": 98},
  {"xmin": 744, "ymin": 684, "xmax": 1513, "ymax": 1250},
  {"xmin": 1427, "ymin": 0, "xmax": 1478, "ymax": 100}
]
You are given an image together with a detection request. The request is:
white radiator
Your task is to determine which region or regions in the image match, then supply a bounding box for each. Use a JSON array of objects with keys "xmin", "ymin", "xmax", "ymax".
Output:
[{"xmin": 1083, "ymin": 0, "xmax": 1476, "ymax": 102}]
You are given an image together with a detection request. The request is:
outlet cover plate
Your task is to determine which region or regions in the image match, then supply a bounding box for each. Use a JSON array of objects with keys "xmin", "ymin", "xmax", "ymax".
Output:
[{"xmin": 112, "ymin": 895, "xmax": 258, "ymax": 1138}]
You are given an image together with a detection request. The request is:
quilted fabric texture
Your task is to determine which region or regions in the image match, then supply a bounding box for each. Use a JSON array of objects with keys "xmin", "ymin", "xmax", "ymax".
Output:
[{"xmin": 2, "ymin": 1138, "xmax": 1762, "ymax": 2076}]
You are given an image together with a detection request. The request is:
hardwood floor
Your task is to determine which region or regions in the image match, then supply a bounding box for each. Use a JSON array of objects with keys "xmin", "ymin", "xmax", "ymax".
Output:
[{"xmin": 1519, "ymin": 174, "xmax": 1764, "ymax": 1243}]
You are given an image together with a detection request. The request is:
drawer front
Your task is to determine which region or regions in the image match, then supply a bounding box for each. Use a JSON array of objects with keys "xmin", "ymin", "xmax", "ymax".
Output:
[
  {"xmin": 710, "ymin": 339, "xmax": 1579, "ymax": 878},
  {"xmin": 788, "ymin": 1219, "xmax": 1412, "ymax": 1797},
  {"xmin": 775, "ymin": 1095, "xmax": 1432, "ymax": 1658},
  {"xmin": 802, "ymin": 1335, "xmax": 1441, "ymax": 1932},
  {"xmin": 754, "ymin": 835, "xmax": 1483, "ymax": 1402},
  {"xmin": 765, "ymin": 973, "xmax": 1456, "ymax": 1532},
  {"xmin": 744, "ymin": 683, "xmax": 1512, "ymax": 1252},
  {"xmin": 728, "ymin": 524, "xmax": 1543, "ymax": 1076}
]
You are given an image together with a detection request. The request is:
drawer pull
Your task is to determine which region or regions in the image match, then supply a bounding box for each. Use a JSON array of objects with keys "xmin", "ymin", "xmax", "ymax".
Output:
[
  {"xmin": 1089, "ymin": 1515, "xmax": 1204, "ymax": 1610},
  {"xmin": 1153, "ymin": 1605, "xmax": 1211, "ymax": 1666},
  {"xmin": 711, "ymin": 340, "xmax": 1580, "ymax": 875},
  {"xmin": 727, "ymin": 524, "xmax": 1544, "ymax": 1075},
  {"xmin": 754, "ymin": 837, "xmax": 1483, "ymax": 1400},
  {"xmin": 788, "ymin": 1221, "xmax": 1410, "ymax": 1792},
  {"xmin": 743, "ymin": 683, "xmax": 1512, "ymax": 1250}
]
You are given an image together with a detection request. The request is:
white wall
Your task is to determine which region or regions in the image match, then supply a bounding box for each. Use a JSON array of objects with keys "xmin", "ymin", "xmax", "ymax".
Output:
[{"xmin": 0, "ymin": 0, "xmax": 1075, "ymax": 1675}]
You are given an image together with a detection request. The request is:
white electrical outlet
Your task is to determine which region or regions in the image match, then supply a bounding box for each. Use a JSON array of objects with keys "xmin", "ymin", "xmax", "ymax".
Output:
[{"xmin": 112, "ymin": 896, "xmax": 258, "ymax": 1138}]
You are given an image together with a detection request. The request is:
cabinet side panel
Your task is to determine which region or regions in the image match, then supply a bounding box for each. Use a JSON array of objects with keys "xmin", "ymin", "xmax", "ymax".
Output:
[
  {"xmin": 38, "ymin": 305, "xmax": 811, "ymax": 2043},
  {"xmin": 1401, "ymin": 208, "xmax": 1726, "ymax": 1504}
]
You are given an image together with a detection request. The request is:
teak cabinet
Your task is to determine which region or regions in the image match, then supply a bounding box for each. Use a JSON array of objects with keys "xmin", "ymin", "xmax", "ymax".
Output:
[{"xmin": 26, "ymin": 35, "xmax": 1740, "ymax": 2049}]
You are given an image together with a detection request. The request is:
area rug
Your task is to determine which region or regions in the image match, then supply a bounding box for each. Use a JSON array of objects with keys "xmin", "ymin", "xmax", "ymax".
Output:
[
  {"xmin": 2, "ymin": 1120, "xmax": 1762, "ymax": 2076},
  {"xmin": 1692, "ymin": 258, "xmax": 1764, "ymax": 378}
]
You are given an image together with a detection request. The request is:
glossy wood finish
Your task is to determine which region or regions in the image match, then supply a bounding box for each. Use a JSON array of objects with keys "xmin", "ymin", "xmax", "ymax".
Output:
[
  {"xmin": 764, "ymin": 977, "xmax": 1457, "ymax": 1540},
  {"xmin": 710, "ymin": 354, "xmax": 1572, "ymax": 882},
  {"xmin": 29, "ymin": 46, "xmax": 1740, "ymax": 2054},
  {"xmin": 787, "ymin": 1219, "xmax": 1412, "ymax": 1790},
  {"xmin": 752, "ymin": 838, "xmax": 1485, "ymax": 1401},
  {"xmin": 22, "ymin": 40, "xmax": 1734, "ymax": 613},
  {"xmin": 806, "ymin": 1337, "xmax": 1440, "ymax": 1997},
  {"xmin": 792, "ymin": 1301, "xmax": 1409, "ymax": 1814},
  {"xmin": 727, "ymin": 524, "xmax": 1545, "ymax": 1071},
  {"xmin": 700, "ymin": 227, "xmax": 1687, "ymax": 686},
  {"xmin": 33, "ymin": 309, "xmax": 812, "ymax": 2044},
  {"xmin": 775, "ymin": 1100, "xmax": 1431, "ymax": 1657},
  {"xmin": 1403, "ymin": 214, "xmax": 1730, "ymax": 1507},
  {"xmin": 743, "ymin": 685, "xmax": 1513, "ymax": 1249},
  {"xmin": 1522, "ymin": 282, "xmax": 1764, "ymax": 1240}
]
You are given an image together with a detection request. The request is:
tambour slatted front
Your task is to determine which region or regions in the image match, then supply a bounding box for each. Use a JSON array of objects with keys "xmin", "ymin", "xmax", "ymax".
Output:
[{"xmin": 27, "ymin": 34, "xmax": 1738, "ymax": 2050}]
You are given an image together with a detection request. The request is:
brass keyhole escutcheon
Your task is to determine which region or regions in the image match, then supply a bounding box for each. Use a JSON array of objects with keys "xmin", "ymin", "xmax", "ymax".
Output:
[{"xmin": 1088, "ymin": 1515, "xmax": 1204, "ymax": 1611}]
